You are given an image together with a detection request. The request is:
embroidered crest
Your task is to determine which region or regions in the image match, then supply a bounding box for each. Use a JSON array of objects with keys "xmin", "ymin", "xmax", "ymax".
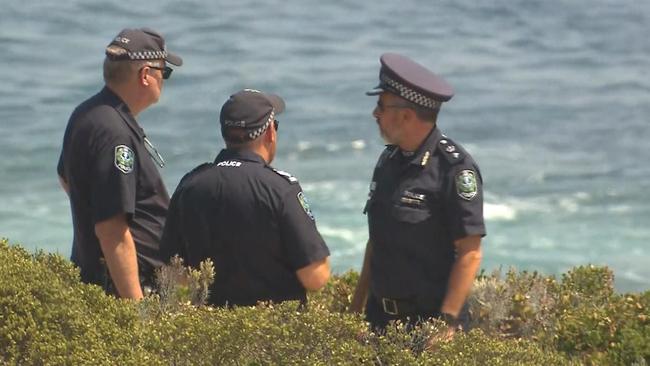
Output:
[
  {"xmin": 456, "ymin": 170, "xmax": 478, "ymax": 200},
  {"xmin": 114, "ymin": 145, "xmax": 134, "ymax": 174},
  {"xmin": 297, "ymin": 191, "xmax": 314, "ymax": 220}
]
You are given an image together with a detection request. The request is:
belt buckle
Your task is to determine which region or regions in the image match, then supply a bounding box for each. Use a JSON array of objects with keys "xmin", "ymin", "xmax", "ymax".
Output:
[{"xmin": 381, "ymin": 297, "xmax": 399, "ymax": 315}]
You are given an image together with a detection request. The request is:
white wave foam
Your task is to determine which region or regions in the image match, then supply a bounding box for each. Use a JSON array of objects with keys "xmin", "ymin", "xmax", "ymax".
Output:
[
  {"xmin": 318, "ymin": 225, "xmax": 366, "ymax": 244},
  {"xmin": 326, "ymin": 143, "xmax": 340, "ymax": 152},
  {"xmin": 351, "ymin": 140, "xmax": 366, "ymax": 150},
  {"xmin": 484, "ymin": 203, "xmax": 517, "ymax": 221},
  {"xmin": 297, "ymin": 141, "xmax": 312, "ymax": 151}
]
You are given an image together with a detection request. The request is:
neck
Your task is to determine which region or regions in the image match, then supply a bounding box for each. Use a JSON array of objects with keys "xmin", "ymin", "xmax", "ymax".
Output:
[
  {"xmin": 227, "ymin": 141, "xmax": 272, "ymax": 164},
  {"xmin": 251, "ymin": 144, "xmax": 272, "ymax": 164},
  {"xmin": 399, "ymin": 123, "xmax": 435, "ymax": 152},
  {"xmin": 106, "ymin": 83, "xmax": 148, "ymax": 116}
]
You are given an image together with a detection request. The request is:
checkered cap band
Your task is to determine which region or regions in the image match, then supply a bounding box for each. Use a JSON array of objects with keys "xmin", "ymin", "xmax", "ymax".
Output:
[
  {"xmin": 127, "ymin": 50, "xmax": 168, "ymax": 61},
  {"xmin": 380, "ymin": 73, "xmax": 442, "ymax": 109},
  {"xmin": 247, "ymin": 110, "xmax": 275, "ymax": 140}
]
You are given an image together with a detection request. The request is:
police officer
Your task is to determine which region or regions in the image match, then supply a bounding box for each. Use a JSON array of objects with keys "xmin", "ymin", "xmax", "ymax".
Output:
[
  {"xmin": 57, "ymin": 28, "xmax": 182, "ymax": 299},
  {"xmin": 160, "ymin": 89, "xmax": 331, "ymax": 307},
  {"xmin": 350, "ymin": 53, "xmax": 486, "ymax": 333}
]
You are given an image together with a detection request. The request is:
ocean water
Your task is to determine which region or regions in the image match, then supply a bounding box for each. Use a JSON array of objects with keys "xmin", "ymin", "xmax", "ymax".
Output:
[{"xmin": 1, "ymin": 1, "xmax": 649, "ymax": 292}]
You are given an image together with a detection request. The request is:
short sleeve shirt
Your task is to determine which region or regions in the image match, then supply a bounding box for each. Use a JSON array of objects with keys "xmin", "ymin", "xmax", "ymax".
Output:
[
  {"xmin": 57, "ymin": 87, "xmax": 168, "ymax": 285},
  {"xmin": 160, "ymin": 149, "xmax": 330, "ymax": 306},
  {"xmin": 365, "ymin": 127, "xmax": 486, "ymax": 306}
]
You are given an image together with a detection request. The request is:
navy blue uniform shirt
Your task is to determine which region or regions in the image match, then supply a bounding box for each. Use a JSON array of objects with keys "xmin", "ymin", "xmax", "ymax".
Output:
[
  {"xmin": 365, "ymin": 127, "xmax": 486, "ymax": 312},
  {"xmin": 160, "ymin": 148, "xmax": 330, "ymax": 306},
  {"xmin": 57, "ymin": 87, "xmax": 168, "ymax": 286}
]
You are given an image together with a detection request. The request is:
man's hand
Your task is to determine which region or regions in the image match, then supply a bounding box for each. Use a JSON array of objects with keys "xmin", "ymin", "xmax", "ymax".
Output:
[{"xmin": 425, "ymin": 325, "xmax": 457, "ymax": 352}]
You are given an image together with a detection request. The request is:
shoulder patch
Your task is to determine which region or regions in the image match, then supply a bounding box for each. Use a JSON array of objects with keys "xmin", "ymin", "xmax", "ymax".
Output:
[
  {"xmin": 297, "ymin": 191, "xmax": 315, "ymax": 220},
  {"xmin": 272, "ymin": 168, "xmax": 299, "ymax": 184},
  {"xmin": 114, "ymin": 145, "xmax": 134, "ymax": 174},
  {"xmin": 438, "ymin": 138, "xmax": 464, "ymax": 165},
  {"xmin": 456, "ymin": 169, "xmax": 478, "ymax": 200}
]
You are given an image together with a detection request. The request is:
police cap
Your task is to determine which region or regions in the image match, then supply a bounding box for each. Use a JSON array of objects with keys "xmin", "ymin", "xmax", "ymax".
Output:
[
  {"xmin": 367, "ymin": 53, "xmax": 453, "ymax": 110},
  {"xmin": 107, "ymin": 27, "xmax": 183, "ymax": 66},
  {"xmin": 220, "ymin": 89, "xmax": 285, "ymax": 141}
]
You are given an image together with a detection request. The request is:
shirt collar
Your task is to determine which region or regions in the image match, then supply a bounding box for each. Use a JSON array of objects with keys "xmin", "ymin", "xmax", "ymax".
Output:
[
  {"xmin": 101, "ymin": 86, "xmax": 145, "ymax": 141},
  {"xmin": 402, "ymin": 127, "xmax": 443, "ymax": 167},
  {"xmin": 214, "ymin": 148, "xmax": 267, "ymax": 165}
]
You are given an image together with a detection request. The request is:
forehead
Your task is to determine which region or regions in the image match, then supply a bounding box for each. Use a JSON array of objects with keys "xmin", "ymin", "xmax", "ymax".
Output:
[{"xmin": 378, "ymin": 92, "xmax": 402, "ymax": 103}]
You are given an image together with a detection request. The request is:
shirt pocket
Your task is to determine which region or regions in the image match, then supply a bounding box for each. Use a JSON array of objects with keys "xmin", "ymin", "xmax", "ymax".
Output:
[{"xmin": 391, "ymin": 204, "xmax": 432, "ymax": 224}]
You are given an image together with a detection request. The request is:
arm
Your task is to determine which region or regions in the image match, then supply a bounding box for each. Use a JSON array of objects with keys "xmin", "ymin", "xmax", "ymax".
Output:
[
  {"xmin": 296, "ymin": 256, "xmax": 331, "ymax": 291},
  {"xmin": 349, "ymin": 239, "xmax": 372, "ymax": 314},
  {"xmin": 58, "ymin": 175, "xmax": 69, "ymax": 196},
  {"xmin": 95, "ymin": 214, "xmax": 143, "ymax": 300},
  {"xmin": 440, "ymin": 235, "xmax": 483, "ymax": 317}
]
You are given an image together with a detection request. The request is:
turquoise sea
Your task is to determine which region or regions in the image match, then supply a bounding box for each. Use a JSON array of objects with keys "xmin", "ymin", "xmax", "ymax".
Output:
[{"xmin": 1, "ymin": 1, "xmax": 649, "ymax": 291}]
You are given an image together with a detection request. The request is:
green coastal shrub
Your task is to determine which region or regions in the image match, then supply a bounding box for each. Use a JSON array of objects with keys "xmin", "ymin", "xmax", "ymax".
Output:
[
  {"xmin": 553, "ymin": 266, "xmax": 649, "ymax": 365},
  {"xmin": 468, "ymin": 265, "xmax": 650, "ymax": 365},
  {"xmin": 0, "ymin": 238, "xmax": 647, "ymax": 365},
  {"xmin": 0, "ymin": 239, "xmax": 155, "ymax": 365}
]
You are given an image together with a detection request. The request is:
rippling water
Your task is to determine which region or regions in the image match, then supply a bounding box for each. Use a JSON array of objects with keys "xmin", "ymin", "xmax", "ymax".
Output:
[{"xmin": 1, "ymin": 0, "xmax": 649, "ymax": 291}]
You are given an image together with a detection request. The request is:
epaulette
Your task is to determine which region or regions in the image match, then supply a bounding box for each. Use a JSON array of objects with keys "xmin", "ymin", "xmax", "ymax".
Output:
[
  {"xmin": 437, "ymin": 137, "xmax": 465, "ymax": 165},
  {"xmin": 376, "ymin": 145, "xmax": 398, "ymax": 168},
  {"xmin": 177, "ymin": 162, "xmax": 213, "ymax": 187},
  {"xmin": 271, "ymin": 167, "xmax": 299, "ymax": 184}
]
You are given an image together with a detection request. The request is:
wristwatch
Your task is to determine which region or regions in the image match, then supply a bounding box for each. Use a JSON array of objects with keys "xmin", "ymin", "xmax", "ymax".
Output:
[{"xmin": 440, "ymin": 312, "xmax": 462, "ymax": 329}]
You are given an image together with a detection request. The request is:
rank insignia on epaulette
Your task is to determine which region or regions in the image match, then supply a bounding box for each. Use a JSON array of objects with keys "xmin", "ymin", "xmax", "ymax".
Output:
[
  {"xmin": 272, "ymin": 168, "xmax": 298, "ymax": 183},
  {"xmin": 439, "ymin": 138, "xmax": 463, "ymax": 163},
  {"xmin": 421, "ymin": 151, "xmax": 430, "ymax": 166}
]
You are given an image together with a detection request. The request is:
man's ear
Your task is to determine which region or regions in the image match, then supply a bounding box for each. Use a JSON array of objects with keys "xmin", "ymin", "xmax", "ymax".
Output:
[
  {"xmin": 140, "ymin": 67, "xmax": 149, "ymax": 86},
  {"xmin": 398, "ymin": 107, "xmax": 415, "ymax": 125},
  {"xmin": 265, "ymin": 123, "xmax": 276, "ymax": 143}
]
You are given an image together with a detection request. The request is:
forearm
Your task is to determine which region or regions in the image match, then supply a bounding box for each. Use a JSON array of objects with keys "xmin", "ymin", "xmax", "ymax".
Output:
[
  {"xmin": 440, "ymin": 236, "xmax": 482, "ymax": 317},
  {"xmin": 95, "ymin": 215, "xmax": 143, "ymax": 300},
  {"xmin": 349, "ymin": 240, "xmax": 372, "ymax": 313},
  {"xmin": 58, "ymin": 175, "xmax": 69, "ymax": 196},
  {"xmin": 296, "ymin": 256, "xmax": 331, "ymax": 291}
]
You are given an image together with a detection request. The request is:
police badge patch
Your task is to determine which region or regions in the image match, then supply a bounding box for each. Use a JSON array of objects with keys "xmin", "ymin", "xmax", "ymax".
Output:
[
  {"xmin": 456, "ymin": 169, "xmax": 478, "ymax": 200},
  {"xmin": 297, "ymin": 191, "xmax": 315, "ymax": 220},
  {"xmin": 114, "ymin": 145, "xmax": 134, "ymax": 174}
]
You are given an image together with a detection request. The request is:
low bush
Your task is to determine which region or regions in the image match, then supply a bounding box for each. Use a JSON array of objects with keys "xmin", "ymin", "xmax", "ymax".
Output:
[{"xmin": 0, "ymin": 238, "xmax": 647, "ymax": 365}]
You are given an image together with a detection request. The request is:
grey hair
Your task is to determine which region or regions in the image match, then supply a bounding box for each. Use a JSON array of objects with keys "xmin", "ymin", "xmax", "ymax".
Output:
[
  {"xmin": 403, "ymin": 99, "xmax": 439, "ymax": 123},
  {"xmin": 103, "ymin": 45, "xmax": 164, "ymax": 85}
]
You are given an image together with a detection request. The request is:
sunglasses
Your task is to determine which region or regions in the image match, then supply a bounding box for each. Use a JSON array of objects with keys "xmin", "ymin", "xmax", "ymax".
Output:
[
  {"xmin": 273, "ymin": 119, "xmax": 279, "ymax": 131},
  {"xmin": 376, "ymin": 100, "xmax": 408, "ymax": 112},
  {"xmin": 147, "ymin": 65, "xmax": 173, "ymax": 80}
]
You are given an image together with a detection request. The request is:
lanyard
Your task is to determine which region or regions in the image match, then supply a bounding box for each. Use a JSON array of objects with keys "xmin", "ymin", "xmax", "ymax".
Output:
[{"xmin": 143, "ymin": 136, "xmax": 165, "ymax": 168}]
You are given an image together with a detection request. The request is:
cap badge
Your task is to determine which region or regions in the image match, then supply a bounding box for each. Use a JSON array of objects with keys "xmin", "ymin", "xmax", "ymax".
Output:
[
  {"xmin": 114, "ymin": 145, "xmax": 134, "ymax": 174},
  {"xmin": 224, "ymin": 120, "xmax": 246, "ymax": 127},
  {"xmin": 114, "ymin": 36, "xmax": 130, "ymax": 44},
  {"xmin": 456, "ymin": 169, "xmax": 478, "ymax": 200}
]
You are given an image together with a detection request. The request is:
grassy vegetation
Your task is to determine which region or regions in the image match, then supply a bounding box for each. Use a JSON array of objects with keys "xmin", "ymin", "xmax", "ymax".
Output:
[{"xmin": 0, "ymin": 238, "xmax": 648, "ymax": 365}]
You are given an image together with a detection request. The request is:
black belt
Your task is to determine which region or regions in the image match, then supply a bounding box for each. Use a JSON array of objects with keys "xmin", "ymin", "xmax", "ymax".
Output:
[{"xmin": 380, "ymin": 297, "xmax": 419, "ymax": 316}]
